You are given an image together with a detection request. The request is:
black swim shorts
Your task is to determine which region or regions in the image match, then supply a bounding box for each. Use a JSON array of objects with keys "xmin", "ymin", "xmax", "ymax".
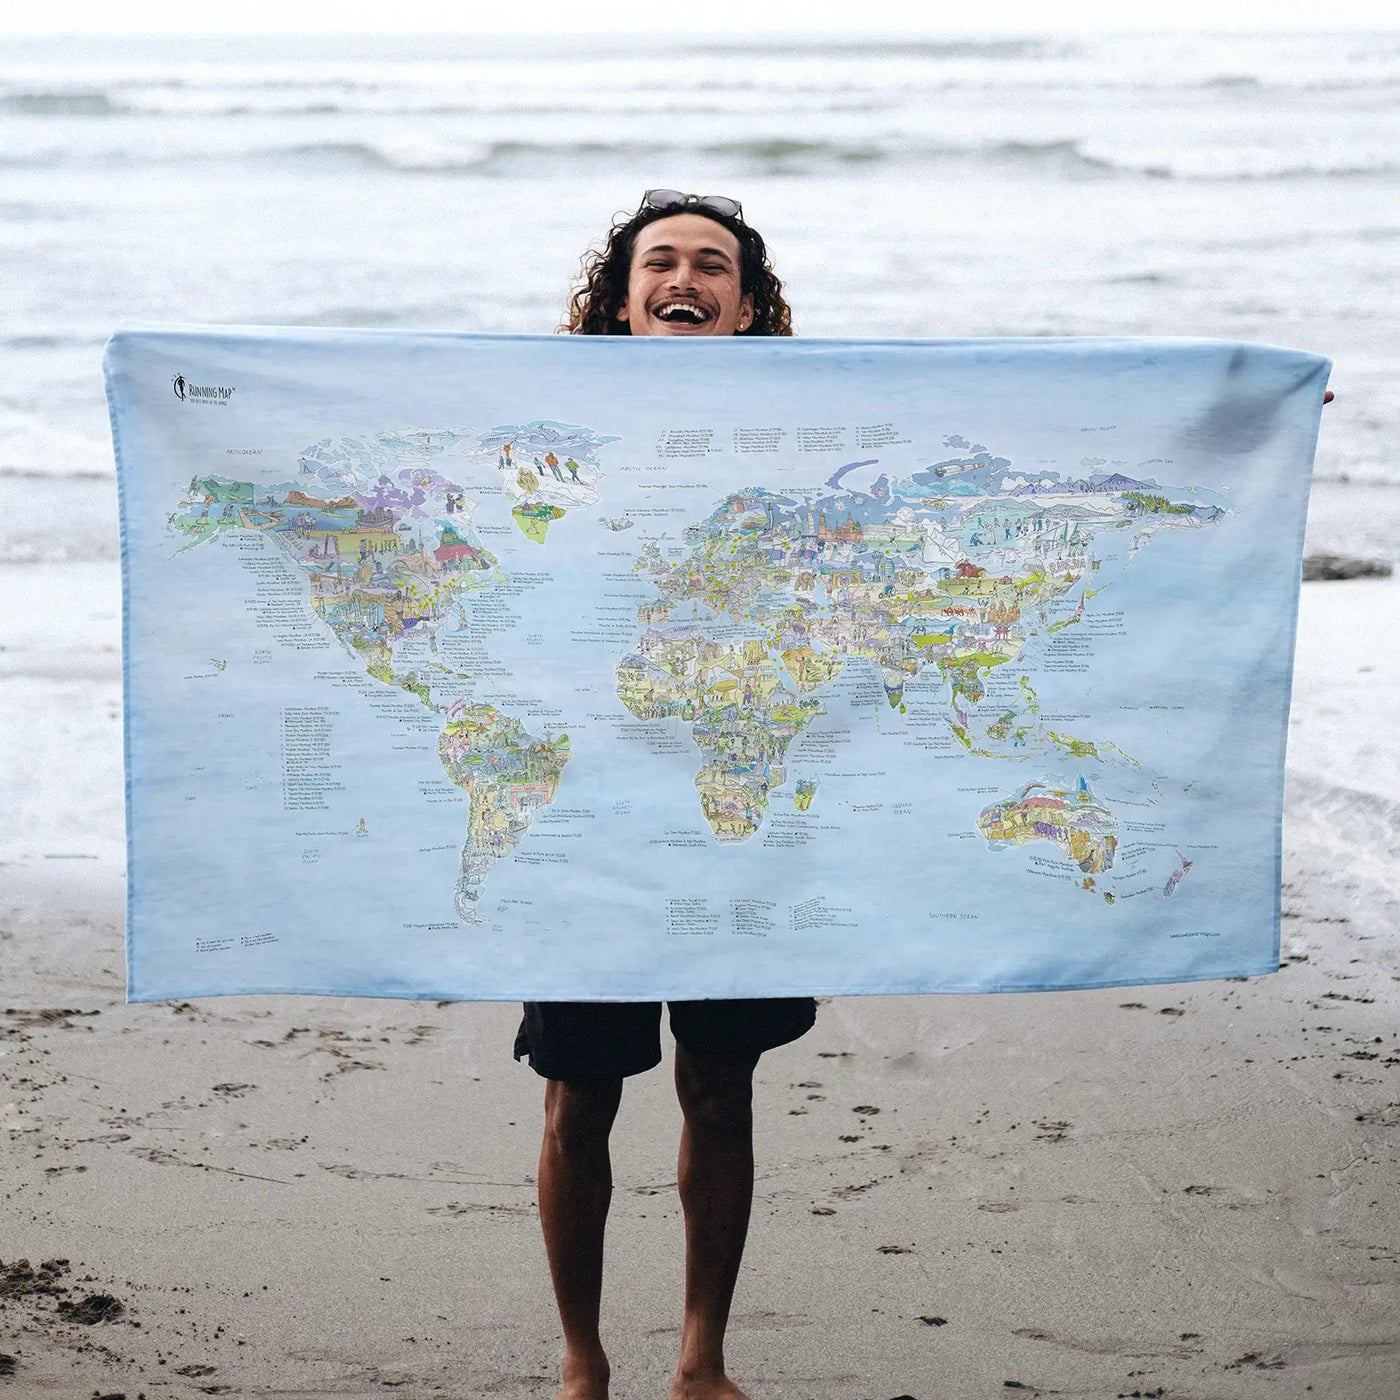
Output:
[{"xmin": 514, "ymin": 998, "xmax": 817, "ymax": 1080}]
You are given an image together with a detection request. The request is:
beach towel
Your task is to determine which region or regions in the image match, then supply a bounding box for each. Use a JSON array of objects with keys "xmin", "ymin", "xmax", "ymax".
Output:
[{"xmin": 104, "ymin": 329, "xmax": 1329, "ymax": 1001}]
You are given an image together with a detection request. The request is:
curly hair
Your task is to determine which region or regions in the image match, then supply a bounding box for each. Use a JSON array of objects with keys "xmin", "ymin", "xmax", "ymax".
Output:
[{"xmin": 563, "ymin": 201, "xmax": 793, "ymax": 337}]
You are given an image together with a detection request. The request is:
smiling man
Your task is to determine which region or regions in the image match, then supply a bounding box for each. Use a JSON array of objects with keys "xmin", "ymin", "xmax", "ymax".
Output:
[
  {"xmin": 513, "ymin": 191, "xmax": 804, "ymax": 1400},
  {"xmin": 564, "ymin": 189, "xmax": 792, "ymax": 340},
  {"xmin": 617, "ymin": 213, "xmax": 753, "ymax": 334}
]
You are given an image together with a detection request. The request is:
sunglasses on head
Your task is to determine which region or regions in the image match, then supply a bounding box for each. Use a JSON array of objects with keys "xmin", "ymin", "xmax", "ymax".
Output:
[{"xmin": 641, "ymin": 189, "xmax": 744, "ymax": 221}]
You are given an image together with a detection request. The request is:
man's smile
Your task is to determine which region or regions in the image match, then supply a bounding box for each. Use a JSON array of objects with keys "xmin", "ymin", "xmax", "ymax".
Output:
[{"xmin": 651, "ymin": 298, "xmax": 713, "ymax": 327}]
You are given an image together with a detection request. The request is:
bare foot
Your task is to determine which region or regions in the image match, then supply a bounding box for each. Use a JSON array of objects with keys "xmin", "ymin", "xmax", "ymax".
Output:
[
  {"xmin": 669, "ymin": 1367, "xmax": 750, "ymax": 1400},
  {"xmin": 559, "ymin": 1346, "xmax": 610, "ymax": 1400}
]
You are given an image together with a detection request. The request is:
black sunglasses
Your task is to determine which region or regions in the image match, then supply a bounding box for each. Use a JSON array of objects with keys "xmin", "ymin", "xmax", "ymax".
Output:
[{"xmin": 641, "ymin": 189, "xmax": 744, "ymax": 221}]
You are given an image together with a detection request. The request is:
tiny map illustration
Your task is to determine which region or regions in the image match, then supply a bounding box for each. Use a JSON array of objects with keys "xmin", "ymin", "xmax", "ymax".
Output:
[{"xmin": 106, "ymin": 331, "xmax": 1329, "ymax": 1001}]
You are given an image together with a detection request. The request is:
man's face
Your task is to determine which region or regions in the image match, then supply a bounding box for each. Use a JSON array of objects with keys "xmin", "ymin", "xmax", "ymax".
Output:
[{"xmin": 617, "ymin": 213, "xmax": 755, "ymax": 337}]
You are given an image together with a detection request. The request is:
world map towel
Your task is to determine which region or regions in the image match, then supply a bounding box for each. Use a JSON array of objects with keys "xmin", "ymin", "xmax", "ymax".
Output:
[{"xmin": 104, "ymin": 329, "xmax": 1330, "ymax": 1002}]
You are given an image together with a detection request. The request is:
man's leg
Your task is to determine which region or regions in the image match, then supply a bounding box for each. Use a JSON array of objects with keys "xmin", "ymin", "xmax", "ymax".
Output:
[
  {"xmin": 538, "ymin": 1076, "xmax": 624, "ymax": 1400},
  {"xmin": 671, "ymin": 1046, "xmax": 759, "ymax": 1400}
]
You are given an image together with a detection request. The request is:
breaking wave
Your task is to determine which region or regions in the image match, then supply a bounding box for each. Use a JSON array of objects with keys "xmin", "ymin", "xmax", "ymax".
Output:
[
  {"xmin": 53, "ymin": 135, "xmax": 1389, "ymax": 182},
  {"xmin": 2, "ymin": 89, "xmax": 121, "ymax": 116}
]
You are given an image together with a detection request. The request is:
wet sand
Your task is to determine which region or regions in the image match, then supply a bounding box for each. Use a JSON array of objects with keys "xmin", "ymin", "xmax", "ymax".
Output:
[{"xmin": 1, "ymin": 562, "xmax": 1397, "ymax": 1398}]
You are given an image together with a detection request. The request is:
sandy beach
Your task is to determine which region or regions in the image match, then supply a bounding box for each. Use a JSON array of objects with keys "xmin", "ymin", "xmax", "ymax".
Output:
[{"xmin": 2, "ymin": 541, "xmax": 1397, "ymax": 1397}]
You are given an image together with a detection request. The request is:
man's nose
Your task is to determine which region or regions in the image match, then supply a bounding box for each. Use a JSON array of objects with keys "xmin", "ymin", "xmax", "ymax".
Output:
[{"xmin": 665, "ymin": 262, "xmax": 701, "ymax": 290}]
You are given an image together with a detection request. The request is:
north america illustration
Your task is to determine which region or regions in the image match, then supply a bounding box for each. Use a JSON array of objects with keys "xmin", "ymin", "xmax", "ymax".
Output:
[{"xmin": 168, "ymin": 421, "xmax": 614, "ymax": 920}]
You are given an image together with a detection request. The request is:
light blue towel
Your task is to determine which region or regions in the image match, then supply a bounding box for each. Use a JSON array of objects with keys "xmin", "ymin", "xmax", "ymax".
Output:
[{"xmin": 104, "ymin": 329, "xmax": 1329, "ymax": 1001}]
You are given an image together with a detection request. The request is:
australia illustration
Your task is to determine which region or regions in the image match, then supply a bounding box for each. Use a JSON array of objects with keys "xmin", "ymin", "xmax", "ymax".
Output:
[{"xmin": 978, "ymin": 777, "xmax": 1120, "ymax": 903}]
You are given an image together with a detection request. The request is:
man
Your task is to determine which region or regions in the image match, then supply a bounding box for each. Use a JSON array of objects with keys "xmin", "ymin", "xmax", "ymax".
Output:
[
  {"xmin": 521, "ymin": 191, "xmax": 1342, "ymax": 1400},
  {"xmin": 513, "ymin": 191, "xmax": 807, "ymax": 1400}
]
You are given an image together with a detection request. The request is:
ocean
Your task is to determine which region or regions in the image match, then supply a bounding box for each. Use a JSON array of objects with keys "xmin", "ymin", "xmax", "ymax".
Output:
[{"xmin": 2, "ymin": 29, "xmax": 1398, "ymax": 565}]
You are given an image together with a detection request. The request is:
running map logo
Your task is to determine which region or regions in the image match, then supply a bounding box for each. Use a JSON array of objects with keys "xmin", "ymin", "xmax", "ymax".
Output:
[{"xmin": 171, "ymin": 374, "xmax": 235, "ymax": 405}]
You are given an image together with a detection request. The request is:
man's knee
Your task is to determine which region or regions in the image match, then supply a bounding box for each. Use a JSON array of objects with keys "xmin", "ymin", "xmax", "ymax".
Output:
[
  {"xmin": 675, "ymin": 1051, "xmax": 756, "ymax": 1139},
  {"xmin": 542, "ymin": 1077, "xmax": 623, "ymax": 1156}
]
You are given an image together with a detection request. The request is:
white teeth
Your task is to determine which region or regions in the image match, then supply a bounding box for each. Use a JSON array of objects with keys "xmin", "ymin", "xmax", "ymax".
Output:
[{"xmin": 656, "ymin": 300, "xmax": 708, "ymax": 322}]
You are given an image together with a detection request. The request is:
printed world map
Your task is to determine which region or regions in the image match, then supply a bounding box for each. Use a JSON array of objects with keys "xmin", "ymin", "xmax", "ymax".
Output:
[{"xmin": 172, "ymin": 424, "xmax": 1223, "ymax": 918}]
